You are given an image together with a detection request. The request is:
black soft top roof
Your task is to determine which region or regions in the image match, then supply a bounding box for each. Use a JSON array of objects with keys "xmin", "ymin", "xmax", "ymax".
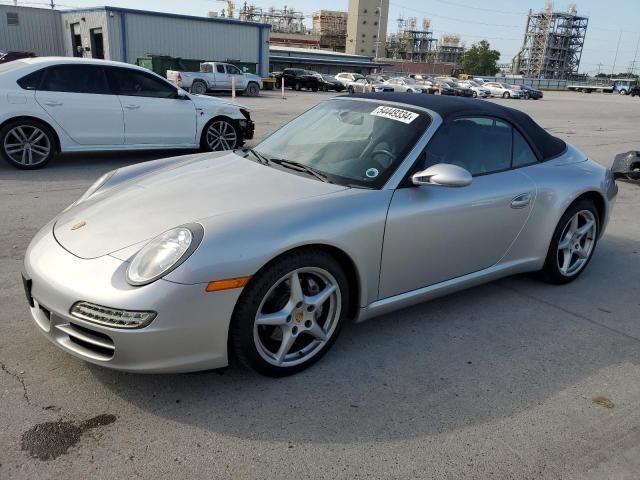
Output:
[{"xmin": 350, "ymin": 93, "xmax": 567, "ymax": 161}]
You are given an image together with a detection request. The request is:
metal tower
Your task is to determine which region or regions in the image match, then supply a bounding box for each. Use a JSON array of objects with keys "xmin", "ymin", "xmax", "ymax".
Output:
[{"xmin": 516, "ymin": 2, "xmax": 588, "ymax": 79}]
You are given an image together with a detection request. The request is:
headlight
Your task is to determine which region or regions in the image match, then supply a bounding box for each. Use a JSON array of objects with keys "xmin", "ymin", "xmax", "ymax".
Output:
[{"xmin": 127, "ymin": 224, "xmax": 204, "ymax": 286}]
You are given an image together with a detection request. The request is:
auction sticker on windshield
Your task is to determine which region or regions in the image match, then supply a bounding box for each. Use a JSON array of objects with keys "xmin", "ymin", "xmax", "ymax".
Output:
[{"xmin": 370, "ymin": 106, "xmax": 419, "ymax": 124}]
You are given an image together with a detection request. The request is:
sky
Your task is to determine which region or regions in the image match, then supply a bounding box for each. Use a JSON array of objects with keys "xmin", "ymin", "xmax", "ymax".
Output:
[{"xmin": 7, "ymin": 0, "xmax": 640, "ymax": 74}]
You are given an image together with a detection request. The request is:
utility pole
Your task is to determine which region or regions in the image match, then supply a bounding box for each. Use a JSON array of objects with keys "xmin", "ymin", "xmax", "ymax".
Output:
[
  {"xmin": 611, "ymin": 30, "xmax": 622, "ymax": 77},
  {"xmin": 632, "ymin": 33, "xmax": 640, "ymax": 76}
]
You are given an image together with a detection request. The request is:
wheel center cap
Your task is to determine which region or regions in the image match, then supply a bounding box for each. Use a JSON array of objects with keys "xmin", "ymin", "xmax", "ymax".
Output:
[{"xmin": 295, "ymin": 311, "xmax": 304, "ymax": 323}]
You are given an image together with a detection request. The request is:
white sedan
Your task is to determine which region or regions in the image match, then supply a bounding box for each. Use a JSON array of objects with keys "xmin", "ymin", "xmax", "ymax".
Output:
[
  {"xmin": 0, "ymin": 57, "xmax": 254, "ymax": 169},
  {"xmin": 483, "ymin": 82, "xmax": 523, "ymax": 99}
]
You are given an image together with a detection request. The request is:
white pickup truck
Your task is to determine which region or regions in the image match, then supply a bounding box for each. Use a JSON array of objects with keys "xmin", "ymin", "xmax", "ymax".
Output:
[{"xmin": 167, "ymin": 62, "xmax": 263, "ymax": 97}]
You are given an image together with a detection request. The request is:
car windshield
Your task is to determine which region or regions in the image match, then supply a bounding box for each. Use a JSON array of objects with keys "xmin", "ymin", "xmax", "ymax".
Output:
[{"xmin": 253, "ymin": 99, "xmax": 431, "ymax": 188}]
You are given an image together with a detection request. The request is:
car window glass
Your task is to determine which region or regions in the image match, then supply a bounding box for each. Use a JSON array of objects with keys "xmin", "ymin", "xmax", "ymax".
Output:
[
  {"xmin": 108, "ymin": 68, "xmax": 177, "ymax": 98},
  {"xmin": 41, "ymin": 65, "xmax": 108, "ymax": 94},
  {"xmin": 512, "ymin": 129, "xmax": 538, "ymax": 168},
  {"xmin": 216, "ymin": 64, "xmax": 225, "ymax": 73},
  {"xmin": 17, "ymin": 68, "xmax": 44, "ymax": 90},
  {"xmin": 227, "ymin": 65, "xmax": 240, "ymax": 75},
  {"xmin": 421, "ymin": 117, "xmax": 513, "ymax": 176}
]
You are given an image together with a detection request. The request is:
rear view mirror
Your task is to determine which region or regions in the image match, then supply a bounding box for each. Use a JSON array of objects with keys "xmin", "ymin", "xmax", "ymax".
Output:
[
  {"xmin": 337, "ymin": 111, "xmax": 364, "ymax": 126},
  {"xmin": 412, "ymin": 163, "xmax": 472, "ymax": 187}
]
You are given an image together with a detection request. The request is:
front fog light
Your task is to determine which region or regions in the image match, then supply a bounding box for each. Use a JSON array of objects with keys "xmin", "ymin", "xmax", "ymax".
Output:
[
  {"xmin": 127, "ymin": 224, "xmax": 204, "ymax": 286},
  {"xmin": 70, "ymin": 302, "xmax": 156, "ymax": 329}
]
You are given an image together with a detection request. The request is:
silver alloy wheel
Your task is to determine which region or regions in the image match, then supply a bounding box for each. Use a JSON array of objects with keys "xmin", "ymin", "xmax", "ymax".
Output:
[
  {"xmin": 253, "ymin": 267, "xmax": 341, "ymax": 367},
  {"xmin": 3, "ymin": 125, "xmax": 51, "ymax": 167},
  {"xmin": 556, "ymin": 209, "xmax": 597, "ymax": 277},
  {"xmin": 206, "ymin": 120, "xmax": 237, "ymax": 151}
]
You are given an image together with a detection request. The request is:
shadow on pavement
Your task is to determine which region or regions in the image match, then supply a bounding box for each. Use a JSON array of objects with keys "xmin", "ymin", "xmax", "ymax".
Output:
[{"xmin": 89, "ymin": 234, "xmax": 640, "ymax": 444}]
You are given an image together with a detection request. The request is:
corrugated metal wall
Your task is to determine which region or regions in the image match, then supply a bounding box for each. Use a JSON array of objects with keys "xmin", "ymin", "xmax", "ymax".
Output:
[
  {"xmin": 0, "ymin": 6, "xmax": 64, "ymax": 56},
  {"xmin": 122, "ymin": 12, "xmax": 266, "ymax": 73}
]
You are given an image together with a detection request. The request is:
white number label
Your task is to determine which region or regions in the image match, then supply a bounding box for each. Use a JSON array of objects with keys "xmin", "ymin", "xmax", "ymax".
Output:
[{"xmin": 370, "ymin": 106, "xmax": 419, "ymax": 124}]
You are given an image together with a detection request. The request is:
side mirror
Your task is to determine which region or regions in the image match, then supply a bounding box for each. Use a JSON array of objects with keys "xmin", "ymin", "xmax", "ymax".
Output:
[
  {"xmin": 412, "ymin": 163, "xmax": 472, "ymax": 187},
  {"xmin": 176, "ymin": 89, "xmax": 189, "ymax": 100}
]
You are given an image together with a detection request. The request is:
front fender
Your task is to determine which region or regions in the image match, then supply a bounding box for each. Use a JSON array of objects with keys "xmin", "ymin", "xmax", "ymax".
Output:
[{"xmin": 165, "ymin": 188, "xmax": 394, "ymax": 308}]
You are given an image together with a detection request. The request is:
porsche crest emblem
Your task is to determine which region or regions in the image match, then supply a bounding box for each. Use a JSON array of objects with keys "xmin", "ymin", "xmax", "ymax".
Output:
[{"xmin": 71, "ymin": 221, "xmax": 87, "ymax": 231}]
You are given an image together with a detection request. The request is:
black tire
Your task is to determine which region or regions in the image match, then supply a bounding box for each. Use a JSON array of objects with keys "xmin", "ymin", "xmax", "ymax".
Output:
[
  {"xmin": 200, "ymin": 117, "xmax": 240, "ymax": 152},
  {"xmin": 524, "ymin": 92, "xmax": 530, "ymax": 100},
  {"xmin": 245, "ymin": 82, "xmax": 260, "ymax": 97},
  {"xmin": 323, "ymin": 84, "xmax": 329, "ymax": 92},
  {"xmin": 503, "ymin": 92, "xmax": 510, "ymax": 99},
  {"xmin": 472, "ymin": 91, "xmax": 478, "ymax": 98},
  {"xmin": 191, "ymin": 80, "xmax": 207, "ymax": 95},
  {"xmin": 619, "ymin": 89, "xmax": 628, "ymax": 95},
  {"xmin": 0, "ymin": 118, "xmax": 55, "ymax": 170},
  {"xmin": 295, "ymin": 81, "xmax": 302, "ymax": 91},
  {"xmin": 348, "ymin": 86, "xmax": 354, "ymax": 94},
  {"xmin": 539, "ymin": 199, "xmax": 600, "ymax": 285},
  {"xmin": 275, "ymin": 80, "xmax": 282, "ymax": 89},
  {"xmin": 230, "ymin": 249, "xmax": 350, "ymax": 377}
]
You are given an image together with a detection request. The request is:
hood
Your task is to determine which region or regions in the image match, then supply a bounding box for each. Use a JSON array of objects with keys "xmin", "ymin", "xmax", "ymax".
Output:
[
  {"xmin": 54, "ymin": 153, "xmax": 347, "ymax": 259},
  {"xmin": 189, "ymin": 93, "xmax": 247, "ymax": 111}
]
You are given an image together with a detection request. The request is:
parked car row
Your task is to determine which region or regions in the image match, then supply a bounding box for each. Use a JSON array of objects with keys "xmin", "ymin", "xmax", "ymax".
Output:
[
  {"xmin": 0, "ymin": 57, "xmax": 254, "ymax": 169},
  {"xmin": 273, "ymin": 70, "xmax": 545, "ymax": 101}
]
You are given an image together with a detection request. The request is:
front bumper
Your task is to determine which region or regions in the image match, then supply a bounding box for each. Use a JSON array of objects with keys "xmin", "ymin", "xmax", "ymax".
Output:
[
  {"xmin": 239, "ymin": 120, "xmax": 255, "ymax": 141},
  {"xmin": 23, "ymin": 224, "xmax": 241, "ymax": 373}
]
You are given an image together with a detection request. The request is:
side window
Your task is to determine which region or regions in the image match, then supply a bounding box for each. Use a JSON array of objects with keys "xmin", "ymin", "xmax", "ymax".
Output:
[
  {"xmin": 17, "ymin": 68, "xmax": 44, "ymax": 90},
  {"xmin": 512, "ymin": 129, "xmax": 538, "ymax": 168},
  {"xmin": 40, "ymin": 65, "xmax": 109, "ymax": 94},
  {"xmin": 216, "ymin": 64, "xmax": 225, "ymax": 73},
  {"xmin": 421, "ymin": 117, "xmax": 512, "ymax": 176},
  {"xmin": 108, "ymin": 68, "xmax": 177, "ymax": 98},
  {"xmin": 227, "ymin": 65, "xmax": 240, "ymax": 75}
]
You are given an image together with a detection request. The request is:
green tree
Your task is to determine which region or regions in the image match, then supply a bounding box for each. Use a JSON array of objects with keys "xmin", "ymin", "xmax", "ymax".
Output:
[{"xmin": 461, "ymin": 40, "xmax": 500, "ymax": 76}]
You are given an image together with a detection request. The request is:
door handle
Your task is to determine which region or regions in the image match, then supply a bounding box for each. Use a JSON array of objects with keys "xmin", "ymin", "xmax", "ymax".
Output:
[
  {"xmin": 44, "ymin": 101, "xmax": 62, "ymax": 106},
  {"xmin": 123, "ymin": 104, "xmax": 140, "ymax": 110},
  {"xmin": 510, "ymin": 193, "xmax": 532, "ymax": 209}
]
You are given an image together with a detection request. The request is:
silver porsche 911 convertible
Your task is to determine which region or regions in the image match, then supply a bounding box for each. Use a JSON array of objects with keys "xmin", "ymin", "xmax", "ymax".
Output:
[{"xmin": 23, "ymin": 94, "xmax": 617, "ymax": 376}]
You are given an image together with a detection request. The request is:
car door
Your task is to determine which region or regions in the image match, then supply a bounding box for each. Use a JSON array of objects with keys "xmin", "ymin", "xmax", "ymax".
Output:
[
  {"xmin": 106, "ymin": 66, "xmax": 197, "ymax": 146},
  {"xmin": 379, "ymin": 116, "xmax": 536, "ymax": 298},
  {"xmin": 225, "ymin": 64, "xmax": 246, "ymax": 89},
  {"xmin": 35, "ymin": 64, "xmax": 123, "ymax": 145},
  {"xmin": 215, "ymin": 63, "xmax": 231, "ymax": 89}
]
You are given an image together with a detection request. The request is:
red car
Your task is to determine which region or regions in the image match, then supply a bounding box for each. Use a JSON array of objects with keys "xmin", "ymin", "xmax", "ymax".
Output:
[{"xmin": 0, "ymin": 51, "xmax": 36, "ymax": 64}]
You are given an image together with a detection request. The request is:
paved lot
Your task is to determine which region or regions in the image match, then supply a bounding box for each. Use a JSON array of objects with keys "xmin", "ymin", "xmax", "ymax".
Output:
[{"xmin": 1, "ymin": 90, "xmax": 639, "ymax": 479}]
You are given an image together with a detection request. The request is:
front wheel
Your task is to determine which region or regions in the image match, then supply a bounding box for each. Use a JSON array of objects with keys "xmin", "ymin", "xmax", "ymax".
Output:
[
  {"xmin": 524, "ymin": 92, "xmax": 530, "ymax": 100},
  {"xmin": 472, "ymin": 91, "xmax": 478, "ymax": 98},
  {"xmin": 539, "ymin": 200, "xmax": 599, "ymax": 284},
  {"xmin": 230, "ymin": 250, "xmax": 349, "ymax": 377},
  {"xmin": 201, "ymin": 118, "xmax": 239, "ymax": 151},
  {"xmin": 294, "ymin": 82, "xmax": 302, "ymax": 91},
  {"xmin": 0, "ymin": 119, "xmax": 55, "ymax": 169},
  {"xmin": 503, "ymin": 92, "xmax": 510, "ymax": 98}
]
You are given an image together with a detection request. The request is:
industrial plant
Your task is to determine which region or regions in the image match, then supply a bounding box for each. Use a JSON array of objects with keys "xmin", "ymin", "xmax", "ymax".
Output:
[{"xmin": 513, "ymin": 2, "xmax": 588, "ymax": 79}]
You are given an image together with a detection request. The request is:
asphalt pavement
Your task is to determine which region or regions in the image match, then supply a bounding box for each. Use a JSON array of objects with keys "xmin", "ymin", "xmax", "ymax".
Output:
[{"xmin": 1, "ymin": 90, "xmax": 639, "ymax": 479}]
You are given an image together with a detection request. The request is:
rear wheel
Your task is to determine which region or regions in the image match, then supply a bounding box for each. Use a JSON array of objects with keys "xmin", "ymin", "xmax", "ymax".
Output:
[
  {"xmin": 191, "ymin": 80, "xmax": 207, "ymax": 95},
  {"xmin": 503, "ymin": 92, "xmax": 510, "ymax": 99},
  {"xmin": 295, "ymin": 82, "xmax": 302, "ymax": 91},
  {"xmin": 231, "ymin": 250, "xmax": 349, "ymax": 377},
  {"xmin": 619, "ymin": 89, "xmax": 628, "ymax": 95},
  {"xmin": 201, "ymin": 118, "xmax": 239, "ymax": 151},
  {"xmin": 348, "ymin": 86, "xmax": 354, "ymax": 94},
  {"xmin": 0, "ymin": 119, "xmax": 55, "ymax": 170},
  {"xmin": 539, "ymin": 200, "xmax": 599, "ymax": 284},
  {"xmin": 524, "ymin": 92, "xmax": 530, "ymax": 100},
  {"xmin": 472, "ymin": 91, "xmax": 478, "ymax": 98},
  {"xmin": 245, "ymin": 82, "xmax": 260, "ymax": 97}
]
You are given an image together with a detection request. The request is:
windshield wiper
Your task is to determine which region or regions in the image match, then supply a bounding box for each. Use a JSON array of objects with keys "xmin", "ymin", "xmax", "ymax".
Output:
[
  {"xmin": 270, "ymin": 158, "xmax": 331, "ymax": 183},
  {"xmin": 240, "ymin": 147, "xmax": 270, "ymax": 165}
]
